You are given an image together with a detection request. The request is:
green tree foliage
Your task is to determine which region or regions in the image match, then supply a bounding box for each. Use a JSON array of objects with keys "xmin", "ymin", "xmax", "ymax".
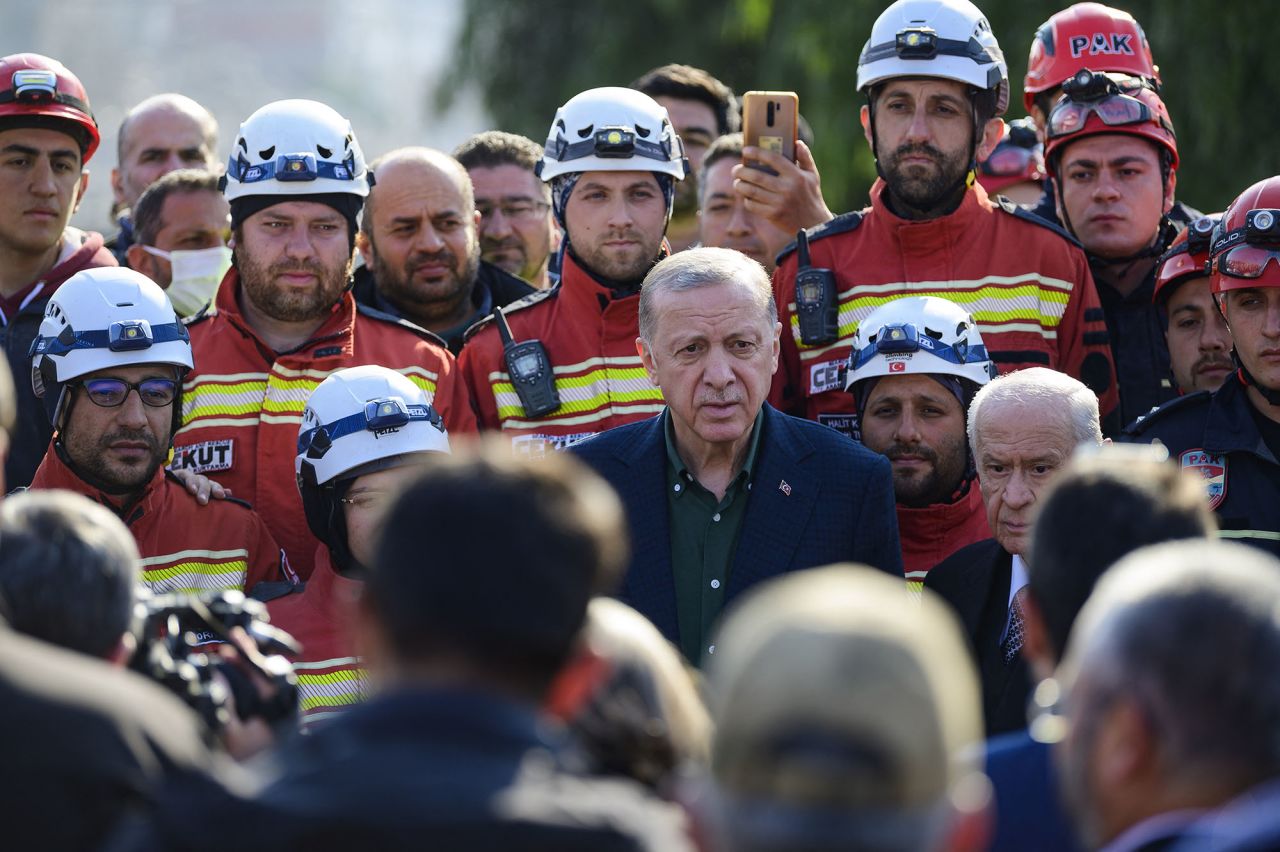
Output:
[{"xmin": 441, "ymin": 0, "xmax": 1277, "ymax": 215}]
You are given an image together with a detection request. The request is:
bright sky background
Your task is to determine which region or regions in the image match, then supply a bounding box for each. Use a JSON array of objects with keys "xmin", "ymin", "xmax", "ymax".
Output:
[{"xmin": 1, "ymin": 0, "xmax": 490, "ymax": 234}]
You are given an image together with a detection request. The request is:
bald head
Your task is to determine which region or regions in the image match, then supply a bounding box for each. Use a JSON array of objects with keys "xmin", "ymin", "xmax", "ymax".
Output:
[
  {"xmin": 362, "ymin": 147, "xmax": 474, "ymax": 233},
  {"xmin": 112, "ymin": 93, "xmax": 219, "ymax": 210},
  {"xmin": 357, "ymin": 147, "xmax": 482, "ymax": 333}
]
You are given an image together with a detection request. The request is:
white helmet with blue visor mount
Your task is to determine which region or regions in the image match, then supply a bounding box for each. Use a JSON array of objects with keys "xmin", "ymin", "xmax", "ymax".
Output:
[
  {"xmin": 29, "ymin": 266, "xmax": 192, "ymax": 433},
  {"xmin": 844, "ymin": 296, "xmax": 997, "ymax": 394}
]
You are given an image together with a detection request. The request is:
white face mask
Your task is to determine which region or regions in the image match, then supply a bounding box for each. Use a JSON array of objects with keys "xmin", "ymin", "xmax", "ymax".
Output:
[{"xmin": 143, "ymin": 244, "xmax": 232, "ymax": 317}]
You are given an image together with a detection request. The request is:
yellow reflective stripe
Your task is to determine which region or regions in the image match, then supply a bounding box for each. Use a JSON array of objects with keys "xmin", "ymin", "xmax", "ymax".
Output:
[
  {"xmin": 499, "ymin": 404, "xmax": 667, "ymax": 430},
  {"xmin": 142, "ymin": 559, "xmax": 248, "ymax": 585},
  {"xmin": 496, "ymin": 386, "xmax": 663, "ymax": 420},
  {"xmin": 790, "ymin": 284, "xmax": 1073, "ymax": 356},
  {"xmin": 296, "ymin": 667, "xmax": 366, "ymax": 712}
]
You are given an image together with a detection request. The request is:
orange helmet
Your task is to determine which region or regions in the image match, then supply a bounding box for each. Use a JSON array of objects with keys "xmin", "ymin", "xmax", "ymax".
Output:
[
  {"xmin": 1023, "ymin": 2, "xmax": 1159, "ymax": 114},
  {"xmin": 1153, "ymin": 215, "xmax": 1219, "ymax": 305},
  {"xmin": 1210, "ymin": 177, "xmax": 1280, "ymax": 296},
  {"xmin": 0, "ymin": 53, "xmax": 99, "ymax": 163},
  {"xmin": 1043, "ymin": 70, "xmax": 1177, "ymax": 175}
]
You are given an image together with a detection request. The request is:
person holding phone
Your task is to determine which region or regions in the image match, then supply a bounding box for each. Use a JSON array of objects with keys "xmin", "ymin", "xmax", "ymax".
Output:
[{"xmin": 769, "ymin": 0, "xmax": 1120, "ymax": 439}]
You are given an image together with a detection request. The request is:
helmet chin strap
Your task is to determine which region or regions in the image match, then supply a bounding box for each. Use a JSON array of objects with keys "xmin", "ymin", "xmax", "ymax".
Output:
[{"xmin": 1237, "ymin": 358, "xmax": 1280, "ymax": 407}]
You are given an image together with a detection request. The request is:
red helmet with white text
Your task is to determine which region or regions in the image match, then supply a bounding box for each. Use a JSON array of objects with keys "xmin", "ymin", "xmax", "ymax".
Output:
[
  {"xmin": 1210, "ymin": 178, "xmax": 1280, "ymax": 297},
  {"xmin": 1023, "ymin": 3, "xmax": 1160, "ymax": 114},
  {"xmin": 0, "ymin": 53, "xmax": 99, "ymax": 163}
]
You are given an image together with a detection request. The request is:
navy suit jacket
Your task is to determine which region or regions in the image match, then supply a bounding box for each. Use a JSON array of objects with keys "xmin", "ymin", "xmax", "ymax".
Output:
[
  {"xmin": 985, "ymin": 730, "xmax": 1083, "ymax": 852},
  {"xmin": 571, "ymin": 404, "xmax": 903, "ymax": 645},
  {"xmin": 924, "ymin": 538, "xmax": 1032, "ymax": 737}
]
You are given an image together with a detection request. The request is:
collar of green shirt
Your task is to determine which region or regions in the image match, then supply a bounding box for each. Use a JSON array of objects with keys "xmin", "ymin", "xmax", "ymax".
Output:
[{"xmin": 663, "ymin": 407, "xmax": 765, "ymax": 490}]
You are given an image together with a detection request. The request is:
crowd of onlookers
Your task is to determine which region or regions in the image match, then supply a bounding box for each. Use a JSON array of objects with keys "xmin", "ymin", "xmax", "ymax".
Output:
[{"xmin": 4, "ymin": 0, "xmax": 1280, "ymax": 849}]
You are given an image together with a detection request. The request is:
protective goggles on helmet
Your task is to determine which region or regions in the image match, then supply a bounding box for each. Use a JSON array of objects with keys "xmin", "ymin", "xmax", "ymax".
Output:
[
  {"xmin": 980, "ymin": 143, "xmax": 1038, "ymax": 178},
  {"xmin": 225, "ymin": 151, "xmax": 359, "ymax": 186},
  {"xmin": 29, "ymin": 319, "xmax": 189, "ymax": 359},
  {"xmin": 1047, "ymin": 71, "xmax": 1162, "ymax": 139},
  {"xmin": 547, "ymin": 125, "xmax": 679, "ymax": 165},
  {"xmin": 1210, "ymin": 209, "xmax": 1280, "ymax": 281},
  {"xmin": 1213, "ymin": 245, "xmax": 1280, "ymax": 281},
  {"xmin": 297, "ymin": 395, "xmax": 442, "ymax": 456},
  {"xmin": 73, "ymin": 377, "xmax": 178, "ymax": 408},
  {"xmin": 849, "ymin": 321, "xmax": 990, "ymax": 372},
  {"xmin": 861, "ymin": 26, "xmax": 1001, "ymax": 66}
]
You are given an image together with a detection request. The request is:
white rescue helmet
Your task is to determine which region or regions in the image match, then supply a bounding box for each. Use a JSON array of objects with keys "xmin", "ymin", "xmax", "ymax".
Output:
[
  {"xmin": 221, "ymin": 99, "xmax": 370, "ymax": 202},
  {"xmin": 537, "ymin": 87, "xmax": 687, "ymax": 183},
  {"xmin": 857, "ymin": 0, "xmax": 1010, "ymax": 117},
  {"xmin": 30, "ymin": 266, "xmax": 192, "ymax": 428},
  {"xmin": 845, "ymin": 296, "xmax": 997, "ymax": 391},
  {"xmin": 296, "ymin": 365, "xmax": 450, "ymax": 491}
]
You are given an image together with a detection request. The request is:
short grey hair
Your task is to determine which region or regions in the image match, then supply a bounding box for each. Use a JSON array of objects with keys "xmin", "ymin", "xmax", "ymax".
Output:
[
  {"xmin": 967, "ymin": 367, "xmax": 1101, "ymax": 454},
  {"xmin": 638, "ymin": 246, "xmax": 776, "ymax": 342},
  {"xmin": 1063, "ymin": 540, "xmax": 1280, "ymax": 793},
  {"xmin": 0, "ymin": 490, "xmax": 140, "ymax": 659}
]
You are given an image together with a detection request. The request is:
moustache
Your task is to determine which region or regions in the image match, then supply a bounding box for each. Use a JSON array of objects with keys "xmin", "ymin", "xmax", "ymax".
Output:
[
  {"xmin": 1195, "ymin": 356, "xmax": 1234, "ymax": 373},
  {"xmin": 885, "ymin": 443, "xmax": 938, "ymax": 464},
  {"xmin": 480, "ymin": 235, "xmax": 524, "ymax": 253},
  {"xmin": 268, "ymin": 260, "xmax": 327, "ymax": 277},
  {"xmin": 891, "ymin": 143, "xmax": 945, "ymax": 165},
  {"xmin": 103, "ymin": 428, "xmax": 162, "ymax": 453}
]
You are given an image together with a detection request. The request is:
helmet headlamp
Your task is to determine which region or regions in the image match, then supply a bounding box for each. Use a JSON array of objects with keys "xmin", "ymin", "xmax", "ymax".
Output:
[
  {"xmin": 896, "ymin": 27, "xmax": 939, "ymax": 59},
  {"xmin": 11, "ymin": 69, "xmax": 57, "ymax": 101},
  {"xmin": 108, "ymin": 320, "xmax": 154, "ymax": 352},
  {"xmin": 875, "ymin": 323, "xmax": 920, "ymax": 355},
  {"xmin": 298, "ymin": 395, "xmax": 443, "ymax": 457},
  {"xmin": 1247, "ymin": 210, "xmax": 1280, "ymax": 243}
]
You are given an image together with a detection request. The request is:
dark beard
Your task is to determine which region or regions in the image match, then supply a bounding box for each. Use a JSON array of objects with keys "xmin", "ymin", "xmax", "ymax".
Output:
[{"xmin": 883, "ymin": 142, "xmax": 970, "ymax": 217}]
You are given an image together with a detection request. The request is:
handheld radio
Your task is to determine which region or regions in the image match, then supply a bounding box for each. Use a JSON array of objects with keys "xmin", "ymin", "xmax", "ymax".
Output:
[
  {"xmin": 494, "ymin": 306, "xmax": 560, "ymax": 418},
  {"xmin": 793, "ymin": 229, "xmax": 839, "ymax": 346}
]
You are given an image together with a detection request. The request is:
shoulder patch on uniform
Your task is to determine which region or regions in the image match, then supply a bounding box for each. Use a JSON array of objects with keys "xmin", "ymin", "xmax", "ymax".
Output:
[
  {"xmin": 463, "ymin": 284, "xmax": 560, "ymax": 342},
  {"xmin": 182, "ymin": 302, "xmax": 217, "ymax": 326},
  {"xmin": 248, "ymin": 580, "xmax": 303, "ymax": 603},
  {"xmin": 1122, "ymin": 390, "xmax": 1212, "ymax": 437},
  {"xmin": 354, "ymin": 302, "xmax": 450, "ymax": 349},
  {"xmin": 992, "ymin": 196, "xmax": 1082, "ymax": 248},
  {"xmin": 1177, "ymin": 448, "xmax": 1227, "ymax": 510},
  {"xmin": 775, "ymin": 211, "xmax": 866, "ymax": 266}
]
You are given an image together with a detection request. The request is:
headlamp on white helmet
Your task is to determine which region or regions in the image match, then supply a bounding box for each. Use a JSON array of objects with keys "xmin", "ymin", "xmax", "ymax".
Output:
[
  {"xmin": 29, "ymin": 267, "xmax": 192, "ymax": 430},
  {"xmin": 296, "ymin": 365, "xmax": 451, "ymax": 573},
  {"xmin": 537, "ymin": 87, "xmax": 688, "ymax": 183},
  {"xmin": 856, "ymin": 0, "xmax": 1010, "ymax": 117},
  {"xmin": 221, "ymin": 99, "xmax": 371, "ymax": 202},
  {"xmin": 845, "ymin": 296, "xmax": 996, "ymax": 392}
]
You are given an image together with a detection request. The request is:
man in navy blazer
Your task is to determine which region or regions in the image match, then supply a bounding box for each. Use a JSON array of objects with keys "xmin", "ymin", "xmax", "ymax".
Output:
[{"xmin": 572, "ymin": 247, "xmax": 901, "ymax": 663}]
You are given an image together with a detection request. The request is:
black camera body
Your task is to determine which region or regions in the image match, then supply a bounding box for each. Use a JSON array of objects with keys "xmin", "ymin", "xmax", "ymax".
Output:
[{"xmin": 131, "ymin": 590, "xmax": 300, "ymax": 736}]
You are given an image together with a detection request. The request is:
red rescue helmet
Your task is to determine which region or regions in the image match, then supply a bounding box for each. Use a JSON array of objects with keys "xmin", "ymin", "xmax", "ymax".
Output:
[
  {"xmin": 1023, "ymin": 2, "xmax": 1160, "ymax": 115},
  {"xmin": 0, "ymin": 53, "xmax": 99, "ymax": 163},
  {"xmin": 1210, "ymin": 177, "xmax": 1280, "ymax": 297},
  {"xmin": 977, "ymin": 117, "xmax": 1045, "ymax": 194},
  {"xmin": 1153, "ymin": 215, "xmax": 1219, "ymax": 305},
  {"xmin": 1043, "ymin": 70, "xmax": 1177, "ymax": 176}
]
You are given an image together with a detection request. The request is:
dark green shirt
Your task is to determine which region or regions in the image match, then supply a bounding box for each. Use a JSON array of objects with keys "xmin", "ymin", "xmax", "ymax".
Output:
[{"xmin": 664, "ymin": 409, "xmax": 763, "ymax": 665}]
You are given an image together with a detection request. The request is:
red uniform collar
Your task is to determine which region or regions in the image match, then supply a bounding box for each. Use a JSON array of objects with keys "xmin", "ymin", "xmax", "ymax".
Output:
[
  {"xmin": 30, "ymin": 440, "xmax": 167, "ymax": 523},
  {"xmin": 870, "ymin": 178, "xmax": 993, "ymax": 234}
]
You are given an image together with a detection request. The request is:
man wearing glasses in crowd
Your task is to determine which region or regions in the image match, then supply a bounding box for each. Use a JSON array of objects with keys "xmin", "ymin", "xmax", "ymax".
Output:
[
  {"xmin": 355, "ymin": 147, "xmax": 535, "ymax": 354},
  {"xmin": 454, "ymin": 131, "xmax": 560, "ymax": 290},
  {"xmin": 25, "ymin": 267, "xmax": 288, "ymax": 597}
]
